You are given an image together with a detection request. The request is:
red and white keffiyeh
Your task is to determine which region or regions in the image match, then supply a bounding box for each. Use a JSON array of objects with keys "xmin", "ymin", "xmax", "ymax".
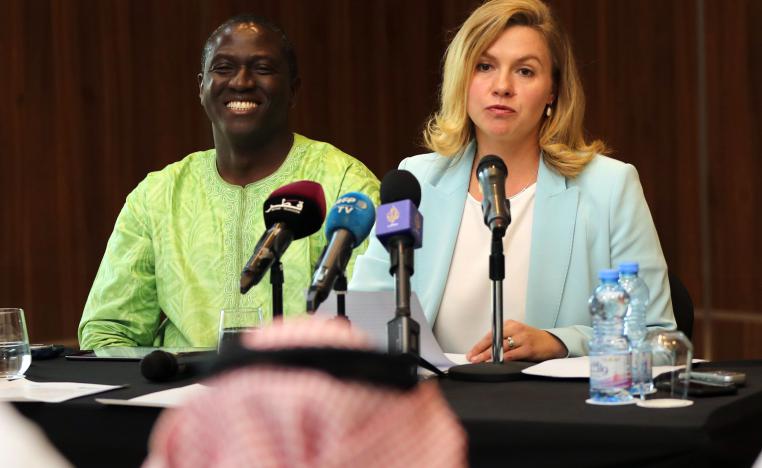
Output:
[{"xmin": 144, "ymin": 318, "xmax": 467, "ymax": 468}]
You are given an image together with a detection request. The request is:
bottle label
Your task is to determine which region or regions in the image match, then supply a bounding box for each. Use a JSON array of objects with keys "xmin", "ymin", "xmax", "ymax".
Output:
[
  {"xmin": 631, "ymin": 350, "xmax": 652, "ymax": 384},
  {"xmin": 590, "ymin": 354, "xmax": 631, "ymax": 389}
]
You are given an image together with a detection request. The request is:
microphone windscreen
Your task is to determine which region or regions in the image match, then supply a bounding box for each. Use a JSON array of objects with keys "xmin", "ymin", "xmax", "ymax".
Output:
[
  {"xmin": 380, "ymin": 170, "xmax": 421, "ymax": 207},
  {"xmin": 141, "ymin": 350, "xmax": 178, "ymax": 382},
  {"xmin": 264, "ymin": 181, "xmax": 326, "ymax": 239},
  {"xmin": 324, "ymin": 192, "xmax": 376, "ymax": 247},
  {"xmin": 477, "ymin": 155, "xmax": 507, "ymax": 176}
]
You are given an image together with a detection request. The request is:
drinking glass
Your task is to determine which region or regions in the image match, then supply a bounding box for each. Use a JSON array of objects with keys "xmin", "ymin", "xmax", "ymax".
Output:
[
  {"xmin": 0, "ymin": 308, "xmax": 31, "ymax": 380},
  {"xmin": 218, "ymin": 307, "xmax": 264, "ymax": 354},
  {"xmin": 637, "ymin": 330, "xmax": 693, "ymax": 408}
]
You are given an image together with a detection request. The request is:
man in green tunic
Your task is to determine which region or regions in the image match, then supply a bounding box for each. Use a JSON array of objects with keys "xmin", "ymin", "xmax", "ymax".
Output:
[{"xmin": 78, "ymin": 16, "xmax": 380, "ymax": 349}]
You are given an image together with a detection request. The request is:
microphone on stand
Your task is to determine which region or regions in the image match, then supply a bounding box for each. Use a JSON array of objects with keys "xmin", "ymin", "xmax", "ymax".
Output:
[
  {"xmin": 448, "ymin": 155, "xmax": 530, "ymax": 382},
  {"xmin": 476, "ymin": 155, "xmax": 511, "ymax": 236},
  {"xmin": 240, "ymin": 180, "xmax": 326, "ymax": 317},
  {"xmin": 306, "ymin": 192, "xmax": 376, "ymax": 314},
  {"xmin": 375, "ymin": 170, "xmax": 423, "ymax": 358},
  {"xmin": 478, "ymin": 155, "xmax": 509, "ymax": 364},
  {"xmin": 240, "ymin": 181, "xmax": 326, "ymax": 292}
]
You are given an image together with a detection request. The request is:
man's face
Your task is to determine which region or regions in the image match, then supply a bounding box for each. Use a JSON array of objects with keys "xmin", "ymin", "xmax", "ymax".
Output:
[{"xmin": 198, "ymin": 24, "xmax": 297, "ymax": 146}]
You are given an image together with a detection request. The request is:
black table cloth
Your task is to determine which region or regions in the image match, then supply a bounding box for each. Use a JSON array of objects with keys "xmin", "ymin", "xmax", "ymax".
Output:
[{"xmin": 13, "ymin": 357, "xmax": 762, "ymax": 468}]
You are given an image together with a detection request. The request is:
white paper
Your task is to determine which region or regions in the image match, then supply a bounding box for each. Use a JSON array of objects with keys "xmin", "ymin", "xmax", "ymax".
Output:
[
  {"xmin": 444, "ymin": 353, "xmax": 470, "ymax": 365},
  {"xmin": 522, "ymin": 356, "xmax": 707, "ymax": 379},
  {"xmin": 96, "ymin": 383, "xmax": 208, "ymax": 408},
  {"xmin": 0, "ymin": 378, "xmax": 123, "ymax": 403},
  {"xmin": 315, "ymin": 291, "xmax": 458, "ymax": 370},
  {"xmin": 521, "ymin": 356, "xmax": 591, "ymax": 378}
]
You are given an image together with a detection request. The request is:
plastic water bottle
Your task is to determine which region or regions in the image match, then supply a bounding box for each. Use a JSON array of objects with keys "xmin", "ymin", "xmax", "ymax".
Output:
[
  {"xmin": 588, "ymin": 269, "xmax": 633, "ymax": 405},
  {"xmin": 619, "ymin": 262, "xmax": 653, "ymax": 396}
]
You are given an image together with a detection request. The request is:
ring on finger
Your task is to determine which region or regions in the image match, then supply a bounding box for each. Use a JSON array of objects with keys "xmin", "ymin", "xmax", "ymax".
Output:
[{"xmin": 506, "ymin": 335, "xmax": 516, "ymax": 350}]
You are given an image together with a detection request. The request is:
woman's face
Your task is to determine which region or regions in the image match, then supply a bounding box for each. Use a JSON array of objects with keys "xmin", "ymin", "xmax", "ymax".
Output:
[{"xmin": 467, "ymin": 26, "xmax": 555, "ymax": 147}]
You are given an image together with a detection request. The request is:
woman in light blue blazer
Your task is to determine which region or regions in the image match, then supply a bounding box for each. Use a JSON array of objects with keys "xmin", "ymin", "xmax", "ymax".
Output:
[{"xmin": 350, "ymin": 0, "xmax": 676, "ymax": 361}]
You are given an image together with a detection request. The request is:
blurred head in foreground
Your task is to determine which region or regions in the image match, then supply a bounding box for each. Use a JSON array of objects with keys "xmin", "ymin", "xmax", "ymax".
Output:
[{"xmin": 144, "ymin": 318, "xmax": 467, "ymax": 468}]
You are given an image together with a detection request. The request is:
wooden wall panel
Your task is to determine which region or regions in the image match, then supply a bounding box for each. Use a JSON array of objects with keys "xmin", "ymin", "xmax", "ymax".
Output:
[
  {"xmin": 0, "ymin": 2, "xmax": 27, "ymax": 331},
  {"xmin": 703, "ymin": 0, "xmax": 762, "ymax": 358},
  {"xmin": 0, "ymin": 0, "xmax": 759, "ymax": 358},
  {"xmin": 696, "ymin": 317, "xmax": 762, "ymax": 361},
  {"xmin": 705, "ymin": 0, "xmax": 761, "ymax": 311}
]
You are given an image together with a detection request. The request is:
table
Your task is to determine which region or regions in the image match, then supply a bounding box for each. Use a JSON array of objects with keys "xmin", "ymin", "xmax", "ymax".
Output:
[
  {"xmin": 13, "ymin": 357, "xmax": 762, "ymax": 468},
  {"xmin": 441, "ymin": 361, "xmax": 762, "ymax": 467}
]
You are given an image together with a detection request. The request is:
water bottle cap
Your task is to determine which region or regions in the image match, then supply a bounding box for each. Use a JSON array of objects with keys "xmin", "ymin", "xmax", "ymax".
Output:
[
  {"xmin": 618, "ymin": 262, "xmax": 639, "ymax": 274},
  {"xmin": 598, "ymin": 269, "xmax": 619, "ymax": 282}
]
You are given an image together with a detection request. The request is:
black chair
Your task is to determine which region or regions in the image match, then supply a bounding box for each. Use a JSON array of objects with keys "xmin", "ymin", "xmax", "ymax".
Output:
[{"xmin": 668, "ymin": 271, "xmax": 694, "ymax": 340}]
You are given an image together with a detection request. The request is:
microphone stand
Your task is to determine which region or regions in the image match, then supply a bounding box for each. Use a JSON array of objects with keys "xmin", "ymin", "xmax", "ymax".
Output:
[
  {"xmin": 270, "ymin": 258, "xmax": 284, "ymax": 318},
  {"xmin": 392, "ymin": 240, "xmax": 414, "ymax": 320},
  {"xmin": 333, "ymin": 273, "xmax": 348, "ymax": 322},
  {"xmin": 388, "ymin": 238, "xmax": 419, "ymax": 354},
  {"xmin": 448, "ymin": 231, "xmax": 529, "ymax": 381},
  {"xmin": 387, "ymin": 238, "xmax": 445, "ymax": 377},
  {"xmin": 490, "ymin": 234, "xmax": 505, "ymax": 363}
]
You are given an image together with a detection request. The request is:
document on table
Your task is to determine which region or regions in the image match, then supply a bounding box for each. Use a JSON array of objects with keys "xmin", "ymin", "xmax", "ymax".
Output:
[
  {"xmin": 522, "ymin": 356, "xmax": 707, "ymax": 379},
  {"xmin": 0, "ymin": 378, "xmax": 123, "ymax": 403},
  {"xmin": 96, "ymin": 384, "xmax": 208, "ymax": 408},
  {"xmin": 445, "ymin": 353, "xmax": 470, "ymax": 365},
  {"xmin": 316, "ymin": 291, "xmax": 459, "ymax": 370}
]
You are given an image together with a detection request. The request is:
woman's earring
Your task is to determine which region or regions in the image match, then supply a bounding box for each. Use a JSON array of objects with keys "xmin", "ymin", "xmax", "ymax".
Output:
[{"xmin": 545, "ymin": 104, "xmax": 552, "ymax": 117}]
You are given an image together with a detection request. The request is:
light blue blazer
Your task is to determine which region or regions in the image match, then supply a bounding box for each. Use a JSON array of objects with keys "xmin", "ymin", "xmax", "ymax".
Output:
[{"xmin": 349, "ymin": 142, "xmax": 676, "ymax": 356}]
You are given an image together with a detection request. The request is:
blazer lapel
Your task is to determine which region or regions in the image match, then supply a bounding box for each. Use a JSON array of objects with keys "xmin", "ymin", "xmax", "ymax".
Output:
[
  {"xmin": 413, "ymin": 144, "xmax": 474, "ymax": 324},
  {"xmin": 525, "ymin": 157, "xmax": 579, "ymax": 329}
]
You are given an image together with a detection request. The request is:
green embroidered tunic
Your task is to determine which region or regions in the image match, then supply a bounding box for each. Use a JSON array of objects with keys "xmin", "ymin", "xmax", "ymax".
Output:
[{"xmin": 79, "ymin": 134, "xmax": 380, "ymax": 349}]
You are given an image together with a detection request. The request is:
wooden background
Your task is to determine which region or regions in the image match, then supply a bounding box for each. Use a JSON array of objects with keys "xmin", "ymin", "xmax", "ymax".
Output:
[{"xmin": 0, "ymin": 0, "xmax": 759, "ymax": 359}]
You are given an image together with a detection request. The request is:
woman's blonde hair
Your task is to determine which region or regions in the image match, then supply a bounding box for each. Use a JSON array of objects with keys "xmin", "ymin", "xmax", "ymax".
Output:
[{"xmin": 423, "ymin": 0, "xmax": 606, "ymax": 177}]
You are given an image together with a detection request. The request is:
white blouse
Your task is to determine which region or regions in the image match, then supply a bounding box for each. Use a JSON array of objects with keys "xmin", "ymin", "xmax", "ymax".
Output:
[{"xmin": 434, "ymin": 184, "xmax": 536, "ymax": 353}]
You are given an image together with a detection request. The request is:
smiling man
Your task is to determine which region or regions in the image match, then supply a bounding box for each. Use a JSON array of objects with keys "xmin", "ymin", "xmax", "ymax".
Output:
[{"xmin": 78, "ymin": 15, "xmax": 380, "ymax": 349}]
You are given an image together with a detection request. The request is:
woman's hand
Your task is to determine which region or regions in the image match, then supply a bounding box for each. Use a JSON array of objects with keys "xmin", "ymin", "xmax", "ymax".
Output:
[{"xmin": 465, "ymin": 320, "xmax": 568, "ymax": 363}]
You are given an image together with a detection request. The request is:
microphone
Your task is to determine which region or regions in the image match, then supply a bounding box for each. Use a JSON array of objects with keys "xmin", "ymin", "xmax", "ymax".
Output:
[
  {"xmin": 306, "ymin": 192, "xmax": 376, "ymax": 313},
  {"xmin": 376, "ymin": 169, "xmax": 423, "ymax": 357},
  {"xmin": 240, "ymin": 181, "xmax": 326, "ymax": 294},
  {"xmin": 476, "ymin": 155, "xmax": 511, "ymax": 236},
  {"xmin": 376, "ymin": 169, "xmax": 423, "ymax": 251},
  {"xmin": 140, "ymin": 350, "xmax": 215, "ymax": 382}
]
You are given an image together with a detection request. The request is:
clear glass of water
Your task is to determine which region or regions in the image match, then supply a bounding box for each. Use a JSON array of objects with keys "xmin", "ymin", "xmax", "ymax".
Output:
[
  {"xmin": 217, "ymin": 307, "xmax": 264, "ymax": 354},
  {"xmin": 0, "ymin": 308, "xmax": 31, "ymax": 380}
]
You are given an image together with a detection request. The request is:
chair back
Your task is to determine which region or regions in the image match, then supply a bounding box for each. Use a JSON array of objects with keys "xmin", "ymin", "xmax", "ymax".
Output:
[{"xmin": 668, "ymin": 272, "xmax": 694, "ymax": 340}]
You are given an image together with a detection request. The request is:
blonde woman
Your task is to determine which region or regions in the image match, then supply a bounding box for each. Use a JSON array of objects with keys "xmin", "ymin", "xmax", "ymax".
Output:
[{"xmin": 350, "ymin": 0, "xmax": 675, "ymax": 362}]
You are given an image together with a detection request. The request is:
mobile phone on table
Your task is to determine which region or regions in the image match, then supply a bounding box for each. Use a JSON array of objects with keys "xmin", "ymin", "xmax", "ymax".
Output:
[
  {"xmin": 678, "ymin": 370, "xmax": 746, "ymax": 386},
  {"xmin": 656, "ymin": 379, "xmax": 737, "ymax": 397}
]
